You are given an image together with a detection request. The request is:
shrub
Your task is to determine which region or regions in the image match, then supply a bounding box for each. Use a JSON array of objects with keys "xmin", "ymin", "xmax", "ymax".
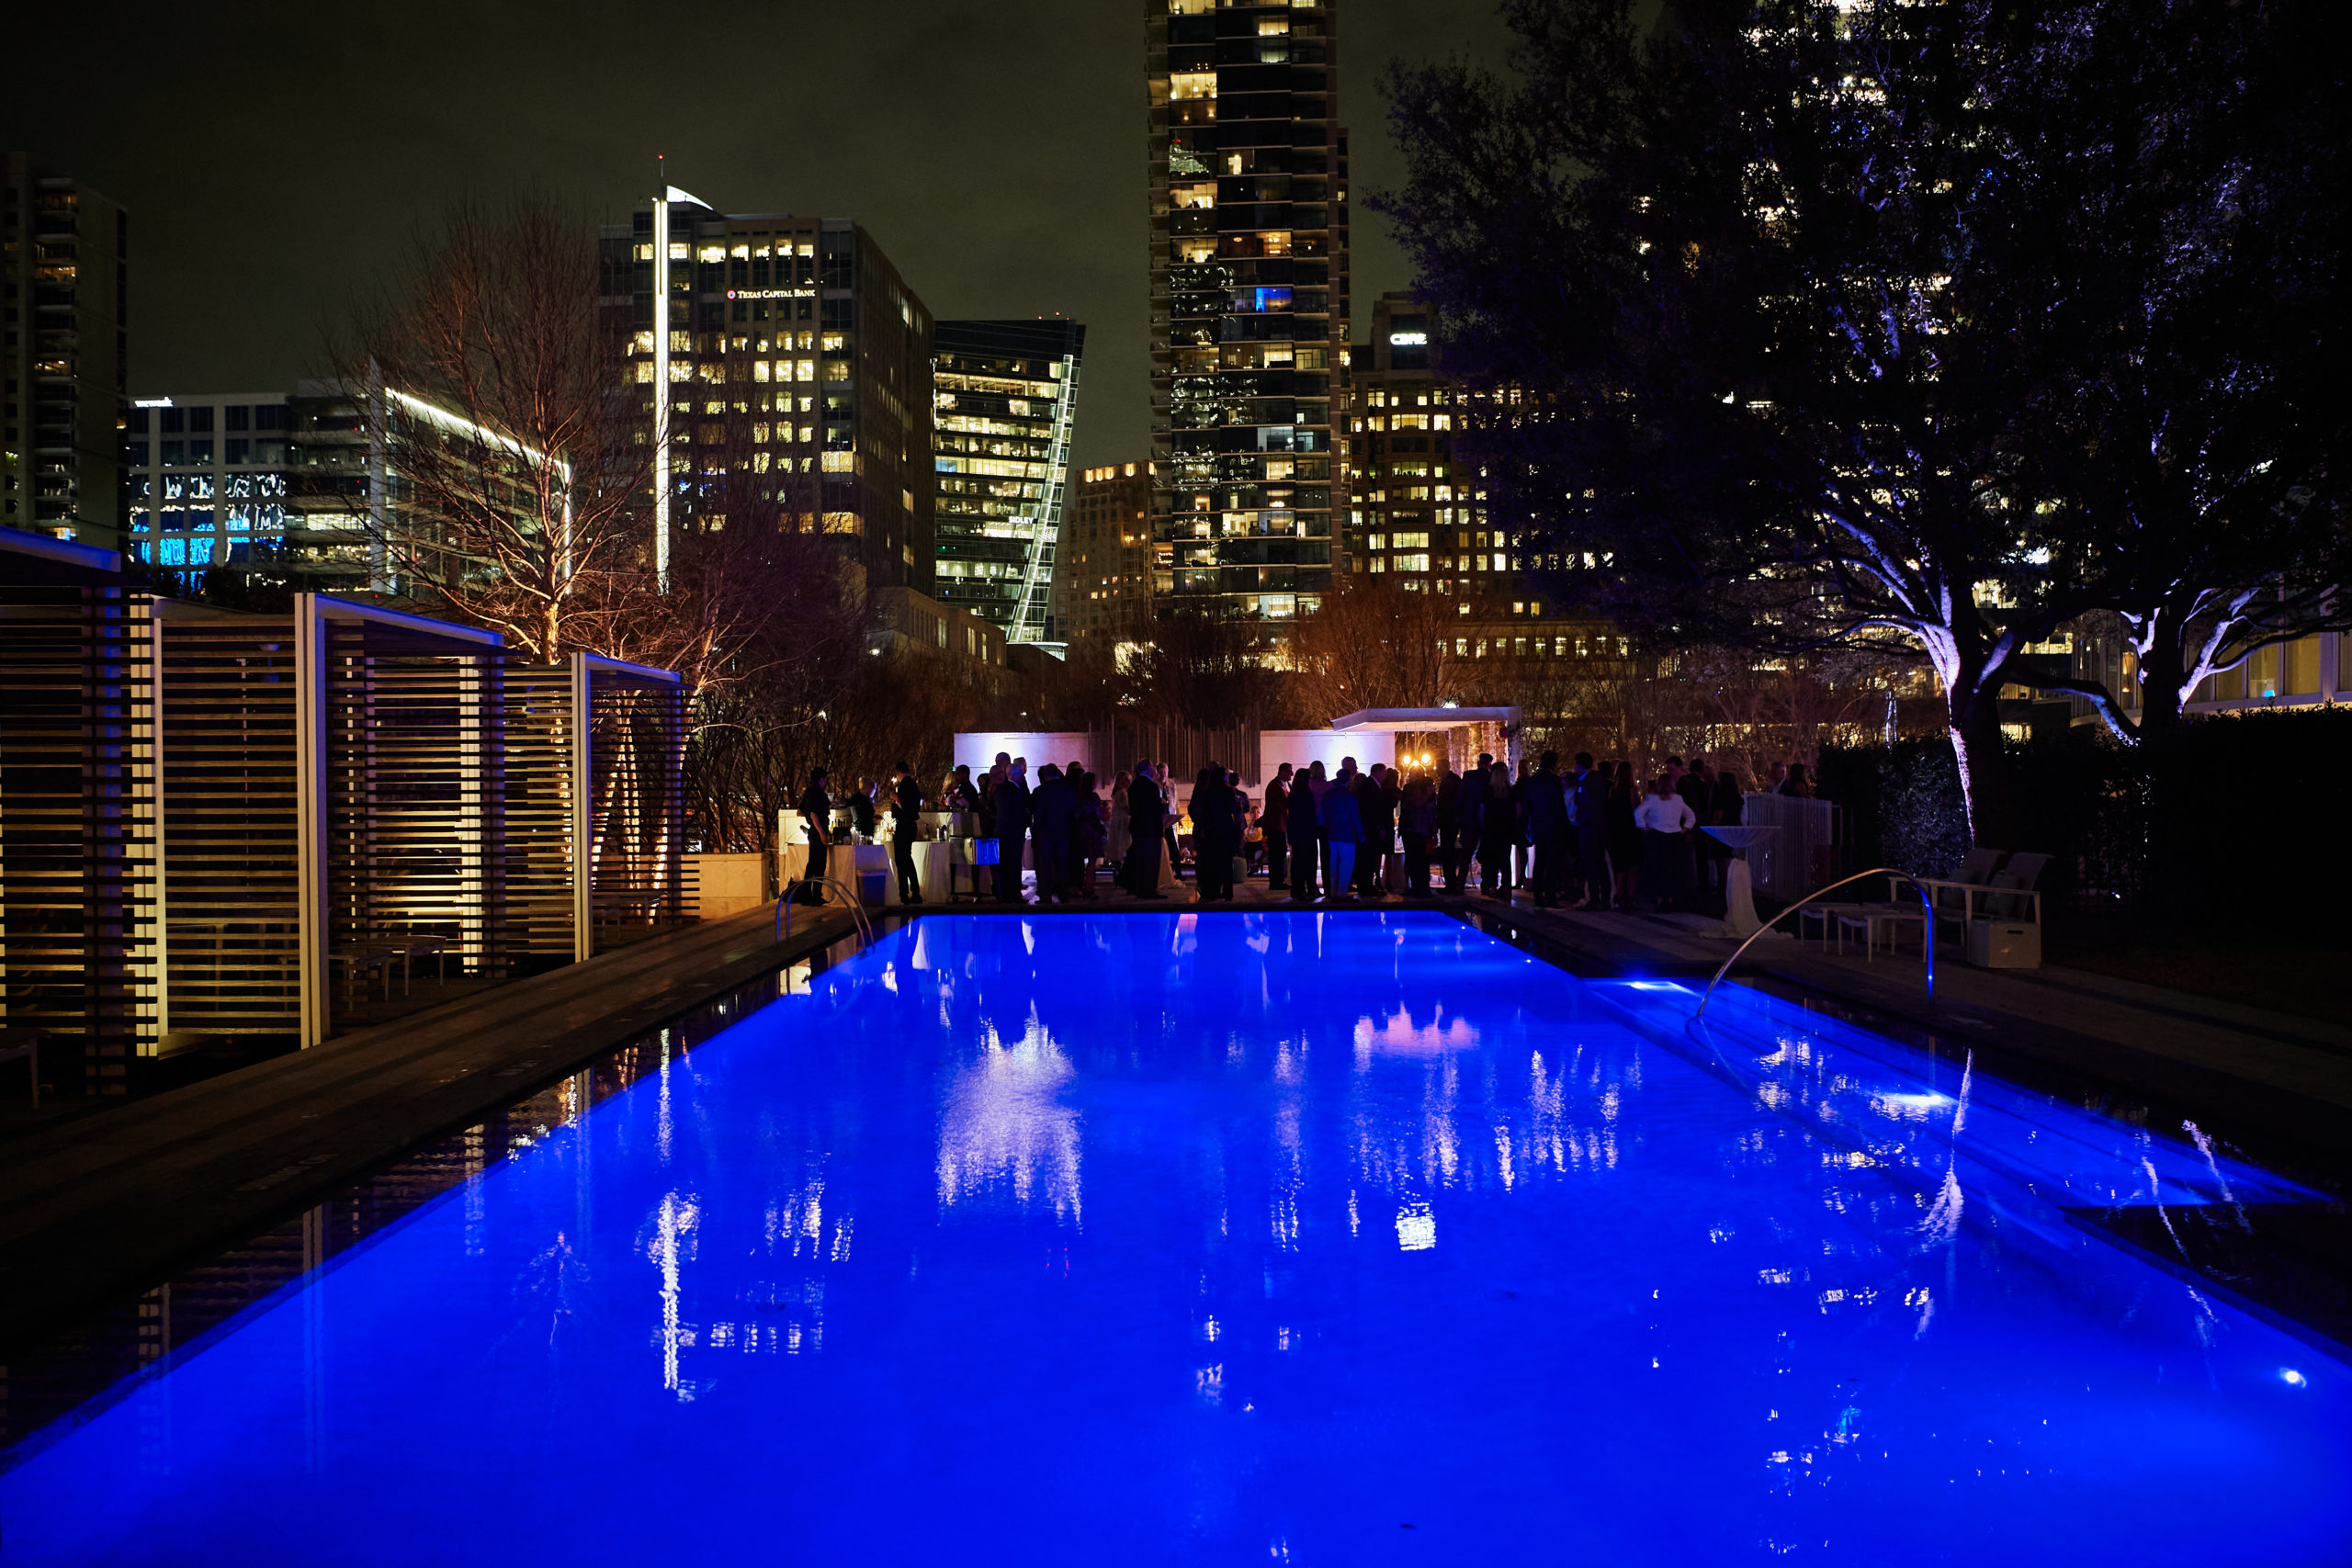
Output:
[{"xmin": 1823, "ymin": 707, "xmax": 2352, "ymax": 930}]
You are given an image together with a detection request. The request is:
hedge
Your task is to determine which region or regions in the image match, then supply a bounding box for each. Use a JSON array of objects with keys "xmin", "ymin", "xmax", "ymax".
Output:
[{"xmin": 1817, "ymin": 707, "xmax": 2352, "ymax": 927}]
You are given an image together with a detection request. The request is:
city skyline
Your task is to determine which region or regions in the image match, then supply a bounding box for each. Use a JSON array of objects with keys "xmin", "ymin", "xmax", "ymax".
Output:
[{"xmin": 0, "ymin": 0, "xmax": 1511, "ymax": 474}]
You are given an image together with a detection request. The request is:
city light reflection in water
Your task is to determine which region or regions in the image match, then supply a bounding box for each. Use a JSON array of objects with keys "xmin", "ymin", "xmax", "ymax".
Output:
[{"xmin": 3, "ymin": 912, "xmax": 2346, "ymax": 1565}]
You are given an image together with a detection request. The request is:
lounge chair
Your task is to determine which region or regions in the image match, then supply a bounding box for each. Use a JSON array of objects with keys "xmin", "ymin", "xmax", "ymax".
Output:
[
  {"xmin": 1916, "ymin": 848, "xmax": 2006, "ymax": 931},
  {"xmin": 1968, "ymin": 852, "xmax": 2049, "ymax": 967}
]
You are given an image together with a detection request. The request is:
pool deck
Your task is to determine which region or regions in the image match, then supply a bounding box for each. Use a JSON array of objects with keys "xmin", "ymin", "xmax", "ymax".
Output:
[
  {"xmin": 0, "ymin": 903, "xmax": 863, "ymax": 1356},
  {"xmin": 4, "ymin": 877, "xmax": 2345, "ymax": 1359}
]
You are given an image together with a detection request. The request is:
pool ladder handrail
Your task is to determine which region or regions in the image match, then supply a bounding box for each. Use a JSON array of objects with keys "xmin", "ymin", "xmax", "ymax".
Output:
[
  {"xmin": 1691, "ymin": 866, "xmax": 1934, "ymax": 1020},
  {"xmin": 776, "ymin": 875, "xmax": 876, "ymax": 953}
]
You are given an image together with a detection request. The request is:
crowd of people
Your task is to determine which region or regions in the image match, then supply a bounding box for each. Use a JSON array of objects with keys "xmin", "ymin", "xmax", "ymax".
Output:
[
  {"xmin": 793, "ymin": 749, "xmax": 1815, "ymax": 912},
  {"xmin": 1248, "ymin": 750, "xmax": 1760, "ymax": 912}
]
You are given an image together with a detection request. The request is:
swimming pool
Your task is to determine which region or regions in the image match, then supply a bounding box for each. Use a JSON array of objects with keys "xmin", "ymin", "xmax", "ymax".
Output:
[{"xmin": 5, "ymin": 912, "xmax": 2345, "ymax": 1564}]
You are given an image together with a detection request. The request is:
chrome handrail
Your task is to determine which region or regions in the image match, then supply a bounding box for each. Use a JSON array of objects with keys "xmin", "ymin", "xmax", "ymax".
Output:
[
  {"xmin": 777, "ymin": 874, "xmax": 876, "ymax": 952},
  {"xmin": 1693, "ymin": 866, "xmax": 1934, "ymax": 1019}
]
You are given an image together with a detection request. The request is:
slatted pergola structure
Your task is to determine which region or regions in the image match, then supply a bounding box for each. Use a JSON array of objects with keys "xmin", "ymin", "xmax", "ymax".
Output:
[
  {"xmin": 0, "ymin": 536, "xmax": 158, "ymax": 1094},
  {"xmin": 2, "ymin": 535, "xmax": 687, "ymax": 1083},
  {"xmin": 503, "ymin": 653, "xmax": 686, "ymax": 964}
]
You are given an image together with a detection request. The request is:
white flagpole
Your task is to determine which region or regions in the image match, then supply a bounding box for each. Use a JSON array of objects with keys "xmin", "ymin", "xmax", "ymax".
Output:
[{"xmin": 652, "ymin": 159, "xmax": 672, "ymax": 594}]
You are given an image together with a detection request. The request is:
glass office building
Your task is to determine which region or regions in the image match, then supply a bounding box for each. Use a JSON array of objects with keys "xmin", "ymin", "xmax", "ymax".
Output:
[
  {"xmin": 599, "ymin": 198, "xmax": 934, "ymax": 591},
  {"xmin": 120, "ymin": 392, "xmax": 291, "ymax": 573},
  {"xmin": 932, "ymin": 319, "xmax": 1084, "ymax": 643},
  {"xmin": 1146, "ymin": 0, "xmax": 1351, "ymax": 629}
]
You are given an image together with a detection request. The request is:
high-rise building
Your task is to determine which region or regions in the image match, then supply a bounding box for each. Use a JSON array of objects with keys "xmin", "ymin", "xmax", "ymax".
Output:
[
  {"xmin": 4, "ymin": 153, "xmax": 129, "ymax": 547},
  {"xmin": 282, "ymin": 378, "xmax": 388, "ymax": 593},
  {"xmin": 932, "ymin": 319, "xmax": 1084, "ymax": 642},
  {"xmin": 1146, "ymin": 0, "xmax": 1351, "ymax": 629},
  {"xmin": 278, "ymin": 378, "xmax": 597, "ymax": 601},
  {"xmin": 120, "ymin": 392, "xmax": 291, "ymax": 573},
  {"xmin": 1057, "ymin": 461, "xmax": 1157, "ymax": 641},
  {"xmin": 599, "ymin": 197, "xmax": 934, "ymax": 592},
  {"xmin": 1347, "ymin": 293, "xmax": 1459, "ymax": 587},
  {"xmin": 1350, "ymin": 292, "xmax": 1621, "ymax": 682}
]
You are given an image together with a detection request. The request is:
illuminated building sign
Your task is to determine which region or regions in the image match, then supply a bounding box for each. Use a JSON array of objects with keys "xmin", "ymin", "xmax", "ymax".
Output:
[{"xmin": 726, "ymin": 288, "xmax": 819, "ymax": 300}]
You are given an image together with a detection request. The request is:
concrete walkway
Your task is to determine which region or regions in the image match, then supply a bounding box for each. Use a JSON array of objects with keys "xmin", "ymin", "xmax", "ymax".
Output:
[{"xmin": 0, "ymin": 903, "xmax": 860, "ymax": 1354}]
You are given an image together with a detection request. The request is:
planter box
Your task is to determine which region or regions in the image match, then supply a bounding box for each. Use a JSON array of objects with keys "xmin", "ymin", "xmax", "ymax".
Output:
[
  {"xmin": 686, "ymin": 853, "xmax": 770, "ymax": 920},
  {"xmin": 1967, "ymin": 918, "xmax": 2042, "ymax": 969}
]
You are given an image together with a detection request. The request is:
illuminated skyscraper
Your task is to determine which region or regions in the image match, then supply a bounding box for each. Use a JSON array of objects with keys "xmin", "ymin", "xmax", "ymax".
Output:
[
  {"xmin": 1055, "ymin": 461, "xmax": 1156, "ymax": 641},
  {"xmin": 931, "ymin": 319, "xmax": 1084, "ymax": 642},
  {"xmin": 1350, "ymin": 292, "xmax": 1621, "ymax": 682},
  {"xmin": 599, "ymin": 196, "xmax": 934, "ymax": 592},
  {"xmin": 1145, "ymin": 0, "xmax": 1350, "ymax": 629}
]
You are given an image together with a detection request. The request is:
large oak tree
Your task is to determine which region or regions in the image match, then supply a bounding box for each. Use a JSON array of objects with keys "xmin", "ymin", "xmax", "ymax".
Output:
[{"xmin": 1377, "ymin": 0, "xmax": 2341, "ymax": 842}]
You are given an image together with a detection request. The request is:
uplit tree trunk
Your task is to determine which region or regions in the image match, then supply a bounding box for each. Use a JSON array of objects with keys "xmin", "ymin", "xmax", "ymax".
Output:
[{"xmin": 1945, "ymin": 684, "xmax": 2018, "ymax": 852}]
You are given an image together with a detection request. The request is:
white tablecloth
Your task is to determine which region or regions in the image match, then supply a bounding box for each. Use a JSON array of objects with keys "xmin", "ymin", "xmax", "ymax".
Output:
[{"xmin": 828, "ymin": 840, "xmax": 958, "ymax": 905}]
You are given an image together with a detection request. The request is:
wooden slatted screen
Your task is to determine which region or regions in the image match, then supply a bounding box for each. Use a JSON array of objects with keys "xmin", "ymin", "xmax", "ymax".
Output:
[
  {"xmin": 319, "ymin": 609, "xmax": 503, "ymax": 1036},
  {"xmin": 0, "ymin": 588, "xmax": 158, "ymax": 1091},
  {"xmin": 153, "ymin": 603, "xmax": 302, "ymax": 1042},
  {"xmin": 499, "ymin": 662, "xmax": 581, "ymax": 965},
  {"xmin": 584, "ymin": 660, "xmax": 686, "ymax": 945}
]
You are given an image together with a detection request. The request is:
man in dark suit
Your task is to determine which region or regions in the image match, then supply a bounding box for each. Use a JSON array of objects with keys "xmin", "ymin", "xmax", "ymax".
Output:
[
  {"xmin": 1525, "ymin": 750, "xmax": 1570, "ymax": 908},
  {"xmin": 1125, "ymin": 761, "xmax": 1167, "ymax": 898},
  {"xmin": 1357, "ymin": 763, "xmax": 1395, "ymax": 897},
  {"xmin": 994, "ymin": 759, "xmax": 1032, "ymax": 904},
  {"xmin": 1456, "ymin": 752, "xmax": 1494, "ymax": 891},
  {"xmin": 797, "ymin": 768, "xmax": 834, "ymax": 904},
  {"xmin": 1031, "ymin": 763, "xmax": 1076, "ymax": 903},
  {"xmin": 888, "ymin": 761, "xmax": 924, "ymax": 905},
  {"xmin": 1570, "ymin": 751, "xmax": 1610, "ymax": 909}
]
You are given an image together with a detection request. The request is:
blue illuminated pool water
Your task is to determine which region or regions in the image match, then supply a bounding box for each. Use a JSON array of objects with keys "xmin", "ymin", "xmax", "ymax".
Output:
[{"xmin": 6, "ymin": 913, "xmax": 2346, "ymax": 1564}]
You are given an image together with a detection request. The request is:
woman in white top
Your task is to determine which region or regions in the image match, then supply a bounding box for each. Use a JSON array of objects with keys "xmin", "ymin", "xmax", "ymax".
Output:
[{"xmin": 1634, "ymin": 775, "xmax": 1697, "ymax": 910}]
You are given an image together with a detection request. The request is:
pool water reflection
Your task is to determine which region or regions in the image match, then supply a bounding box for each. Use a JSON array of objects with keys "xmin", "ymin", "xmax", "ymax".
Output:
[{"xmin": 5, "ymin": 912, "xmax": 2346, "ymax": 1564}]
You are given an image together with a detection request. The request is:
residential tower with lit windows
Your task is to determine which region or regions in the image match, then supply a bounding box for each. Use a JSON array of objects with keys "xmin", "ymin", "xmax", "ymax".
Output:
[
  {"xmin": 1146, "ymin": 0, "xmax": 1351, "ymax": 628},
  {"xmin": 599, "ymin": 197, "xmax": 934, "ymax": 591},
  {"xmin": 1350, "ymin": 292, "xmax": 1624, "ymax": 682},
  {"xmin": 4, "ymin": 153, "xmax": 128, "ymax": 547},
  {"xmin": 1056, "ymin": 461, "xmax": 1157, "ymax": 640},
  {"xmin": 932, "ymin": 319, "xmax": 1084, "ymax": 642}
]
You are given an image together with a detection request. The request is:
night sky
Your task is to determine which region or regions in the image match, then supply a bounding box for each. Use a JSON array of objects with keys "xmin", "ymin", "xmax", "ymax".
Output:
[{"xmin": 6, "ymin": 0, "xmax": 1510, "ymax": 469}]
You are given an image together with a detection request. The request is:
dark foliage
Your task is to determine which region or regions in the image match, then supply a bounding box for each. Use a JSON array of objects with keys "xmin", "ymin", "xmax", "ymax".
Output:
[
  {"xmin": 1984, "ymin": 0, "xmax": 2350, "ymax": 736},
  {"xmin": 1374, "ymin": 0, "xmax": 2345, "ymax": 843},
  {"xmin": 1823, "ymin": 710, "xmax": 2352, "ymax": 927},
  {"xmin": 1816, "ymin": 740, "xmax": 1973, "ymax": 883}
]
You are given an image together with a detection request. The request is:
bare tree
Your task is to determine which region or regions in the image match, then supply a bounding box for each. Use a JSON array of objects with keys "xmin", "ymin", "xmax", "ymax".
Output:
[
  {"xmin": 1022, "ymin": 634, "xmax": 1132, "ymax": 732},
  {"xmin": 1287, "ymin": 576, "xmax": 1460, "ymax": 721},
  {"xmin": 337, "ymin": 193, "xmax": 649, "ymax": 660},
  {"xmin": 1125, "ymin": 599, "xmax": 1293, "ymax": 729},
  {"xmin": 1691, "ymin": 649, "xmax": 1921, "ymax": 786}
]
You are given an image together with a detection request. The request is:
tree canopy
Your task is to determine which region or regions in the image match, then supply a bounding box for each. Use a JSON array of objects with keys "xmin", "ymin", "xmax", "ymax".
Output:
[{"xmin": 1377, "ymin": 0, "xmax": 2344, "ymax": 841}]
